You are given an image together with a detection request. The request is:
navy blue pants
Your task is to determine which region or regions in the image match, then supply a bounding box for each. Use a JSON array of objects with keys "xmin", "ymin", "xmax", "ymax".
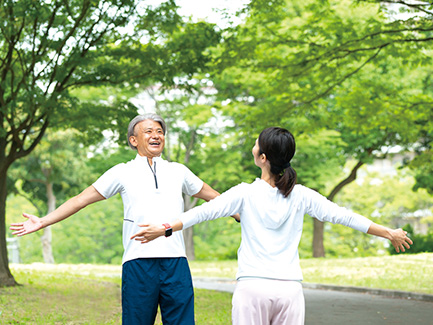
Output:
[{"xmin": 122, "ymin": 257, "xmax": 195, "ymax": 325}]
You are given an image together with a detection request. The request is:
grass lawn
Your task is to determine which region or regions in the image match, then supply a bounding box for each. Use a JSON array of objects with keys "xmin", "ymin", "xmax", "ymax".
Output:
[
  {"xmin": 300, "ymin": 253, "xmax": 433, "ymax": 294},
  {"xmin": 189, "ymin": 253, "xmax": 433, "ymax": 295},
  {"xmin": 1, "ymin": 253, "xmax": 431, "ymax": 324},
  {"xmin": 1, "ymin": 264, "xmax": 232, "ymax": 324}
]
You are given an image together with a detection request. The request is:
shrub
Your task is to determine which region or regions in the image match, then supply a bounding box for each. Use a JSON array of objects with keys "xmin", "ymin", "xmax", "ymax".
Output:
[{"xmin": 389, "ymin": 224, "xmax": 433, "ymax": 254}]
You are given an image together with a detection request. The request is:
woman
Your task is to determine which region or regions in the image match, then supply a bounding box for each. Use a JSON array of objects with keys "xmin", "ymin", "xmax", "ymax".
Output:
[{"xmin": 131, "ymin": 127, "xmax": 412, "ymax": 325}]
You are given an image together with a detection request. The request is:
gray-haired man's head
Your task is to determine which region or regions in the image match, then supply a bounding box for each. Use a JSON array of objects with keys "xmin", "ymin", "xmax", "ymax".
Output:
[{"xmin": 127, "ymin": 113, "xmax": 167, "ymax": 150}]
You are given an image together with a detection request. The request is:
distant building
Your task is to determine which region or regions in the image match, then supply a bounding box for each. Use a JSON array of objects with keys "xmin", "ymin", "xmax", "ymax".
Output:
[
  {"xmin": 7, "ymin": 237, "xmax": 21, "ymax": 264},
  {"xmin": 391, "ymin": 209, "xmax": 432, "ymax": 235}
]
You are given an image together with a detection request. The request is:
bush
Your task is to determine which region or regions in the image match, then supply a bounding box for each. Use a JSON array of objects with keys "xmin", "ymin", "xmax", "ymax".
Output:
[{"xmin": 389, "ymin": 224, "xmax": 433, "ymax": 254}]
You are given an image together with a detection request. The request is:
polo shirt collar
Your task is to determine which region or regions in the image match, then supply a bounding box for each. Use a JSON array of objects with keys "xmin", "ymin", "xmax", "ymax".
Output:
[{"xmin": 134, "ymin": 154, "xmax": 163, "ymax": 165}]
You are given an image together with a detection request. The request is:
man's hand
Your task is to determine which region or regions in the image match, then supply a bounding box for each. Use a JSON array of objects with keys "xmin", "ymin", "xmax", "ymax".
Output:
[
  {"xmin": 10, "ymin": 213, "xmax": 43, "ymax": 236},
  {"xmin": 390, "ymin": 228, "xmax": 413, "ymax": 253},
  {"xmin": 130, "ymin": 224, "xmax": 166, "ymax": 243}
]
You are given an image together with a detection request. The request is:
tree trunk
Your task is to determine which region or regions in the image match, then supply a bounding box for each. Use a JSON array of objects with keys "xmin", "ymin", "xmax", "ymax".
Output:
[
  {"xmin": 312, "ymin": 219, "xmax": 325, "ymax": 257},
  {"xmin": 312, "ymin": 160, "xmax": 365, "ymax": 258},
  {"xmin": 183, "ymin": 194, "xmax": 199, "ymax": 260},
  {"xmin": 41, "ymin": 182, "xmax": 55, "ymax": 264},
  {"xmin": 0, "ymin": 168, "xmax": 17, "ymax": 286}
]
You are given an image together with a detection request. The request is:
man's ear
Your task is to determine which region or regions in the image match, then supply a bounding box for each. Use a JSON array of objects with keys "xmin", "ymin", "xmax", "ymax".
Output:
[{"xmin": 129, "ymin": 135, "xmax": 137, "ymax": 147}]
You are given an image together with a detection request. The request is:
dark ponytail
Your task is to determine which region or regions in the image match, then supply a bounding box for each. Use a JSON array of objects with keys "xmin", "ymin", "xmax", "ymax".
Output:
[{"xmin": 258, "ymin": 127, "xmax": 297, "ymax": 197}]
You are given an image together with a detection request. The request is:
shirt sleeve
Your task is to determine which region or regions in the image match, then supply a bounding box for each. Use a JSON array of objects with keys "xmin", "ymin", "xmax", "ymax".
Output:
[
  {"xmin": 181, "ymin": 183, "xmax": 246, "ymax": 229},
  {"xmin": 301, "ymin": 186, "xmax": 372, "ymax": 233},
  {"xmin": 92, "ymin": 164, "xmax": 124, "ymax": 199},
  {"xmin": 181, "ymin": 164, "xmax": 204, "ymax": 196}
]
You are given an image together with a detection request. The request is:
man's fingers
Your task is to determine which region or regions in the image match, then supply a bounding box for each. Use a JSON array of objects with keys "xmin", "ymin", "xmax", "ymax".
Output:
[
  {"xmin": 22, "ymin": 213, "xmax": 32, "ymax": 219},
  {"xmin": 12, "ymin": 230, "xmax": 26, "ymax": 236}
]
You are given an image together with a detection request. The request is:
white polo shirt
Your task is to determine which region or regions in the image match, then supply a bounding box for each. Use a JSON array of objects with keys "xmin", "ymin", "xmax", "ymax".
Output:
[{"xmin": 93, "ymin": 155, "xmax": 203, "ymax": 264}]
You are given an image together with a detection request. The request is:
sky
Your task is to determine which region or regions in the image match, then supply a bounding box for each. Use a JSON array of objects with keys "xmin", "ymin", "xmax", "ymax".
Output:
[{"xmin": 176, "ymin": 0, "xmax": 249, "ymax": 26}]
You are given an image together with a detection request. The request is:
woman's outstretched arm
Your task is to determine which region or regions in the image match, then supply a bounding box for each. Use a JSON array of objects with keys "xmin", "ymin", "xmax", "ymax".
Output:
[{"xmin": 367, "ymin": 223, "xmax": 413, "ymax": 253}]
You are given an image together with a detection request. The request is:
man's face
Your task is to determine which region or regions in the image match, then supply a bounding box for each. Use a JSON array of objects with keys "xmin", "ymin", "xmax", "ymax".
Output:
[{"xmin": 129, "ymin": 119, "xmax": 165, "ymax": 158}]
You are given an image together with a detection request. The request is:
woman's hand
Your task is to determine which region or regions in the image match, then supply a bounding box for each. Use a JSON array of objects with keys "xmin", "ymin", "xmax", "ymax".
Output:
[
  {"xmin": 130, "ymin": 224, "xmax": 166, "ymax": 243},
  {"xmin": 389, "ymin": 228, "xmax": 413, "ymax": 253},
  {"xmin": 10, "ymin": 213, "xmax": 44, "ymax": 236}
]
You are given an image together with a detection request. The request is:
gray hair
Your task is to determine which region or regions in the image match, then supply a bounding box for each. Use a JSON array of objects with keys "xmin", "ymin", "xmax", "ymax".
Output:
[{"xmin": 127, "ymin": 113, "xmax": 167, "ymax": 150}]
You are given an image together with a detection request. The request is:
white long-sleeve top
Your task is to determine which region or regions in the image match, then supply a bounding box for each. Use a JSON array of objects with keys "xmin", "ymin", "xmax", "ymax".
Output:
[{"xmin": 181, "ymin": 179, "xmax": 372, "ymax": 281}]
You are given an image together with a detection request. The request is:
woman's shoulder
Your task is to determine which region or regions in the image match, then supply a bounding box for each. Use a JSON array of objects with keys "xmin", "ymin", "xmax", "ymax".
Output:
[
  {"xmin": 290, "ymin": 184, "xmax": 327, "ymax": 204},
  {"xmin": 226, "ymin": 181, "xmax": 252, "ymax": 193},
  {"xmin": 290, "ymin": 184, "xmax": 317, "ymax": 198}
]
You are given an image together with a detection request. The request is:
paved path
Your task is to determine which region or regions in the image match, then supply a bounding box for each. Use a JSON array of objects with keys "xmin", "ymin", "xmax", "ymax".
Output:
[{"xmin": 193, "ymin": 278, "xmax": 433, "ymax": 325}]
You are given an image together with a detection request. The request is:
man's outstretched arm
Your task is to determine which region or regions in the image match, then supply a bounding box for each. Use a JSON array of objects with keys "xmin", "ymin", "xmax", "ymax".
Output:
[
  {"xmin": 192, "ymin": 182, "xmax": 220, "ymax": 202},
  {"xmin": 10, "ymin": 185, "xmax": 105, "ymax": 236}
]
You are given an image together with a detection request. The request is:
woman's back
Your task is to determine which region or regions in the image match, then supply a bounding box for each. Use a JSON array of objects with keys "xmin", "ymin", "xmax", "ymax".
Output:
[{"xmin": 235, "ymin": 179, "xmax": 305, "ymax": 281}]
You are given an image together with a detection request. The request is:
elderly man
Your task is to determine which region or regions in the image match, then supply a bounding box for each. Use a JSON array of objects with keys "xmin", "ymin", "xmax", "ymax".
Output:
[{"xmin": 11, "ymin": 113, "xmax": 220, "ymax": 324}]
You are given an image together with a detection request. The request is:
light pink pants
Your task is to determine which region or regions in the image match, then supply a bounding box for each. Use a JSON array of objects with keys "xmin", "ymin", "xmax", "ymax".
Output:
[{"xmin": 232, "ymin": 278, "xmax": 305, "ymax": 325}]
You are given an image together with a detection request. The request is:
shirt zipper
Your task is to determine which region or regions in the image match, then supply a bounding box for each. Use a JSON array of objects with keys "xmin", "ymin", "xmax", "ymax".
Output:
[{"xmin": 147, "ymin": 159, "xmax": 158, "ymax": 189}]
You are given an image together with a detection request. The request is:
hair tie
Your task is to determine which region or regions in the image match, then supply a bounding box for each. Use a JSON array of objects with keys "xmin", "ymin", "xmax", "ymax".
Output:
[{"xmin": 283, "ymin": 162, "xmax": 291, "ymax": 169}]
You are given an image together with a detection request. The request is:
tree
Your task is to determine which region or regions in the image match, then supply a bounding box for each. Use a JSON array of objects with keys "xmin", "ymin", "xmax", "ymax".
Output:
[
  {"xmin": 208, "ymin": 0, "xmax": 433, "ymax": 256},
  {"xmin": 0, "ymin": 0, "xmax": 221, "ymax": 286},
  {"xmin": 8, "ymin": 129, "xmax": 93, "ymax": 263}
]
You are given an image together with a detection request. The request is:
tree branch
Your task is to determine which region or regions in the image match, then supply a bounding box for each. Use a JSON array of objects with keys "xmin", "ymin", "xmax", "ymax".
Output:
[{"xmin": 327, "ymin": 160, "xmax": 365, "ymax": 202}]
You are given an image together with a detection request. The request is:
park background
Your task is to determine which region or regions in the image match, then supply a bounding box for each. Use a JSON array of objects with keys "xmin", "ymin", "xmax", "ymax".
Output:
[{"xmin": 1, "ymin": 0, "xmax": 433, "ymax": 323}]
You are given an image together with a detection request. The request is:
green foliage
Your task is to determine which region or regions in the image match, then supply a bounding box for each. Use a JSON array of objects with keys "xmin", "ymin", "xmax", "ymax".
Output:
[
  {"xmin": 53, "ymin": 197, "xmax": 124, "ymax": 264},
  {"xmin": 336, "ymin": 169, "xmax": 433, "ymax": 223},
  {"xmin": 410, "ymin": 146, "xmax": 433, "ymax": 194},
  {"xmin": 210, "ymin": 0, "xmax": 433, "ymax": 178},
  {"xmin": 326, "ymin": 223, "xmax": 383, "ymax": 258},
  {"xmin": 194, "ymin": 217, "xmax": 241, "ymax": 260},
  {"xmin": 1, "ymin": 0, "xmax": 223, "ymax": 284},
  {"xmin": 188, "ymin": 131, "xmax": 257, "ymax": 193},
  {"xmin": 294, "ymin": 130, "xmax": 347, "ymax": 193},
  {"xmin": 205, "ymin": 0, "xmax": 433, "ymax": 259},
  {"xmin": 8, "ymin": 130, "xmax": 94, "ymax": 214},
  {"xmin": 333, "ymin": 168, "xmax": 433, "ymax": 257},
  {"xmin": 5, "ymin": 0, "xmax": 433, "ymax": 269},
  {"xmin": 88, "ymin": 146, "xmax": 136, "ymax": 176},
  {"xmin": 6, "ymin": 193, "xmax": 124, "ymax": 264},
  {"xmin": 6, "ymin": 195, "xmax": 42, "ymax": 263},
  {"xmin": 298, "ymin": 215, "xmax": 314, "ymax": 258}
]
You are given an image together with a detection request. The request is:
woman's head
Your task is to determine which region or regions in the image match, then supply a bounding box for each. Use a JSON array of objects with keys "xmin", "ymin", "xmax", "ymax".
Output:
[{"xmin": 257, "ymin": 127, "xmax": 297, "ymax": 197}]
